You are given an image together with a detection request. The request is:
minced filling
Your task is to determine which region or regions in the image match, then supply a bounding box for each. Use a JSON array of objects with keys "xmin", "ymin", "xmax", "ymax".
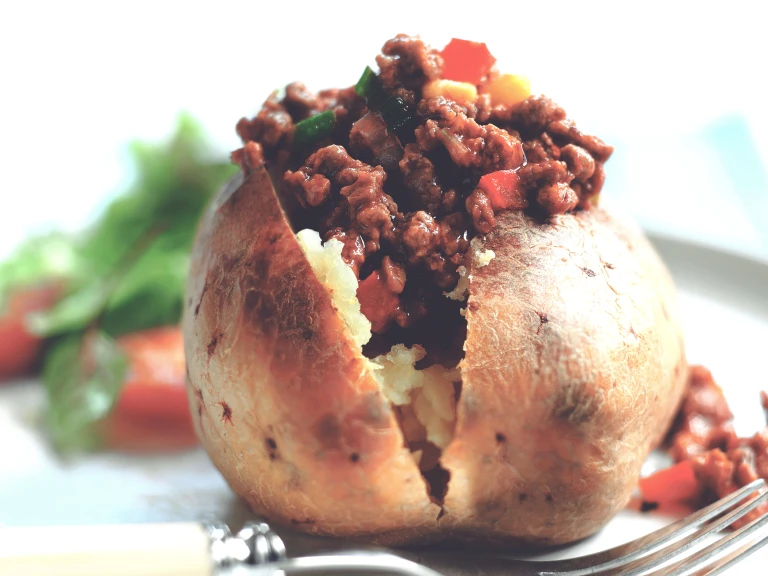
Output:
[{"xmin": 237, "ymin": 34, "xmax": 613, "ymax": 503}]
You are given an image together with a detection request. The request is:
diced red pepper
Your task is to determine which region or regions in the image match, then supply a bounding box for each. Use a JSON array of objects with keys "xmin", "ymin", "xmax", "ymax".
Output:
[
  {"xmin": 356, "ymin": 271, "xmax": 400, "ymax": 334},
  {"xmin": 440, "ymin": 38, "xmax": 497, "ymax": 85},
  {"xmin": 477, "ymin": 170, "xmax": 527, "ymax": 211},
  {"xmin": 638, "ymin": 460, "xmax": 700, "ymax": 504}
]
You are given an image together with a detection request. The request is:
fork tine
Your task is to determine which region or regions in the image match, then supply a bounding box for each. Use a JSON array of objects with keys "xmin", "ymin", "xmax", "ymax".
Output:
[
  {"xmin": 643, "ymin": 509, "xmax": 768, "ymax": 576},
  {"xmin": 535, "ymin": 479, "xmax": 766, "ymax": 576},
  {"xmin": 688, "ymin": 518, "xmax": 768, "ymax": 576},
  {"xmin": 613, "ymin": 489, "xmax": 768, "ymax": 576}
]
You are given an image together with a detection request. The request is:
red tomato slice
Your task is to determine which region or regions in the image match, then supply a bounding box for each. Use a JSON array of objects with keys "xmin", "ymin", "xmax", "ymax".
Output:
[
  {"xmin": 113, "ymin": 326, "xmax": 190, "ymax": 420},
  {"xmin": 103, "ymin": 410, "xmax": 198, "ymax": 452},
  {"xmin": 0, "ymin": 283, "xmax": 61, "ymax": 381},
  {"xmin": 440, "ymin": 38, "xmax": 497, "ymax": 85},
  {"xmin": 105, "ymin": 326, "xmax": 197, "ymax": 451}
]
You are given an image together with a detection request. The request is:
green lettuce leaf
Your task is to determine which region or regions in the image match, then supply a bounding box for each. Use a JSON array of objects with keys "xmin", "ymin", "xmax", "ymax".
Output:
[
  {"xmin": 44, "ymin": 332, "xmax": 128, "ymax": 452},
  {"xmin": 31, "ymin": 114, "xmax": 236, "ymax": 339},
  {"xmin": 1, "ymin": 113, "xmax": 238, "ymax": 452},
  {"xmin": 0, "ymin": 233, "xmax": 80, "ymax": 313}
]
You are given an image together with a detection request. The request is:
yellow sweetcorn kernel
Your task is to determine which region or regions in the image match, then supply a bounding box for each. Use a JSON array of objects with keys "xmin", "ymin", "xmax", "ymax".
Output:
[
  {"xmin": 422, "ymin": 79, "xmax": 478, "ymax": 106},
  {"xmin": 484, "ymin": 74, "xmax": 531, "ymax": 108}
]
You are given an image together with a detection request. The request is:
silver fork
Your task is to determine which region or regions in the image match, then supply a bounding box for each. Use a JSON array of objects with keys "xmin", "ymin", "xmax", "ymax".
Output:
[{"xmin": 238, "ymin": 478, "xmax": 768, "ymax": 575}]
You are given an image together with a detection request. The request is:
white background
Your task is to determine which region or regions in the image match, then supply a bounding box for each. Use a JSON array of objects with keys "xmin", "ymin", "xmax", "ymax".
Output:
[{"xmin": 1, "ymin": 0, "xmax": 766, "ymax": 260}]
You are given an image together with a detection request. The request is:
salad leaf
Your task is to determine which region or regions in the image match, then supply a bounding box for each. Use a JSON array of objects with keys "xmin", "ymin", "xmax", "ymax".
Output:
[
  {"xmin": 31, "ymin": 114, "xmax": 236, "ymax": 340},
  {"xmin": 0, "ymin": 233, "xmax": 80, "ymax": 314},
  {"xmin": 44, "ymin": 332, "xmax": 128, "ymax": 452},
  {"xmin": 0, "ymin": 112, "xmax": 237, "ymax": 451}
]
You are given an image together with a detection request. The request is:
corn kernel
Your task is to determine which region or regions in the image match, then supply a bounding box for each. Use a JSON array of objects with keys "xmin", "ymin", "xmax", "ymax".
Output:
[
  {"xmin": 422, "ymin": 79, "xmax": 478, "ymax": 106},
  {"xmin": 484, "ymin": 74, "xmax": 531, "ymax": 108}
]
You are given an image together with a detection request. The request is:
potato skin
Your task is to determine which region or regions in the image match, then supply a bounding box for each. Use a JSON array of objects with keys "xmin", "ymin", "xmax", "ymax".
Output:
[
  {"xmin": 442, "ymin": 209, "xmax": 688, "ymax": 546},
  {"xmin": 183, "ymin": 168, "xmax": 439, "ymax": 542},
  {"xmin": 183, "ymin": 168, "xmax": 687, "ymax": 546}
]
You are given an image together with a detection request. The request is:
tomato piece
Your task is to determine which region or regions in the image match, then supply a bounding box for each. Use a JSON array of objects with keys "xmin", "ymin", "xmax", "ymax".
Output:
[
  {"xmin": 477, "ymin": 170, "xmax": 527, "ymax": 210},
  {"xmin": 440, "ymin": 38, "xmax": 497, "ymax": 85},
  {"xmin": 106, "ymin": 326, "xmax": 197, "ymax": 451},
  {"xmin": 0, "ymin": 283, "xmax": 61, "ymax": 381},
  {"xmin": 639, "ymin": 460, "xmax": 700, "ymax": 504},
  {"xmin": 103, "ymin": 410, "xmax": 198, "ymax": 452},
  {"xmin": 356, "ymin": 271, "xmax": 400, "ymax": 333},
  {"xmin": 113, "ymin": 326, "xmax": 189, "ymax": 420}
]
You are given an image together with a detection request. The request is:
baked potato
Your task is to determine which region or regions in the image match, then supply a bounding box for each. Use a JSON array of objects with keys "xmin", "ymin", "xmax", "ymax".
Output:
[{"xmin": 182, "ymin": 34, "xmax": 688, "ymax": 546}]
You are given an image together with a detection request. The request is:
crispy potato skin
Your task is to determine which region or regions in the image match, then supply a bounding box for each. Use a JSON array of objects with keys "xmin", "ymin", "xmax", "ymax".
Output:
[
  {"xmin": 442, "ymin": 209, "xmax": 688, "ymax": 546},
  {"xmin": 183, "ymin": 168, "xmax": 439, "ymax": 542},
  {"xmin": 183, "ymin": 169, "xmax": 687, "ymax": 546}
]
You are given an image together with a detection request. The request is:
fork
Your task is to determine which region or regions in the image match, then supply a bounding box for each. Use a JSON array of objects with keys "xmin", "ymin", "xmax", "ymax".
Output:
[
  {"xmin": 2, "ymin": 479, "xmax": 767, "ymax": 575},
  {"xmin": 243, "ymin": 478, "xmax": 768, "ymax": 576}
]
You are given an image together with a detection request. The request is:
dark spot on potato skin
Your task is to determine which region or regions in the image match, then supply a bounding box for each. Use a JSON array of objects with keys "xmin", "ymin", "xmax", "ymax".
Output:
[
  {"xmin": 207, "ymin": 333, "xmax": 221, "ymax": 358},
  {"xmin": 641, "ymin": 501, "xmax": 659, "ymax": 513},
  {"xmin": 194, "ymin": 278, "xmax": 209, "ymax": 318},
  {"xmin": 219, "ymin": 401, "xmax": 232, "ymax": 424},
  {"xmin": 518, "ymin": 493, "xmax": 528, "ymax": 503},
  {"xmin": 495, "ymin": 432, "xmax": 507, "ymax": 443},
  {"xmin": 581, "ymin": 267, "xmax": 596, "ymax": 277},
  {"xmin": 268, "ymin": 234, "xmax": 280, "ymax": 245},
  {"xmin": 467, "ymin": 301, "xmax": 481, "ymax": 313},
  {"xmin": 303, "ymin": 329, "xmax": 314, "ymax": 341},
  {"xmin": 536, "ymin": 311, "xmax": 549, "ymax": 334},
  {"xmin": 187, "ymin": 296, "xmax": 193, "ymax": 308},
  {"xmin": 553, "ymin": 381, "xmax": 601, "ymax": 425},
  {"xmin": 313, "ymin": 414, "xmax": 342, "ymax": 450},
  {"xmin": 265, "ymin": 437, "xmax": 278, "ymax": 460},
  {"xmin": 349, "ymin": 452, "xmax": 360, "ymax": 463},
  {"xmin": 546, "ymin": 493, "xmax": 554, "ymax": 503},
  {"xmin": 291, "ymin": 518, "xmax": 315, "ymax": 526},
  {"xmin": 290, "ymin": 518, "xmax": 316, "ymax": 525}
]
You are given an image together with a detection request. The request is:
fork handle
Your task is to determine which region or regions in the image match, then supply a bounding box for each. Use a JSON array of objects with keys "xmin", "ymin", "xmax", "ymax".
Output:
[{"xmin": 0, "ymin": 523, "xmax": 212, "ymax": 576}]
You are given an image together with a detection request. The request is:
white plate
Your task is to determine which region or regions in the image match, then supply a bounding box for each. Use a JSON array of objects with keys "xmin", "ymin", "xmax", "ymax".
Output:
[{"xmin": 1, "ymin": 234, "xmax": 767, "ymax": 573}]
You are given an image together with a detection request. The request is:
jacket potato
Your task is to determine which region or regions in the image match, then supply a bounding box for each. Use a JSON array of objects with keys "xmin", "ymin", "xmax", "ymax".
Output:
[{"xmin": 182, "ymin": 34, "xmax": 688, "ymax": 546}]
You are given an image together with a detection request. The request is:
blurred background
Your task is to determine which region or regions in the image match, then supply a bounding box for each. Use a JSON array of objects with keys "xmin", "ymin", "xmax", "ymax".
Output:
[{"xmin": 1, "ymin": 0, "xmax": 767, "ymax": 260}]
